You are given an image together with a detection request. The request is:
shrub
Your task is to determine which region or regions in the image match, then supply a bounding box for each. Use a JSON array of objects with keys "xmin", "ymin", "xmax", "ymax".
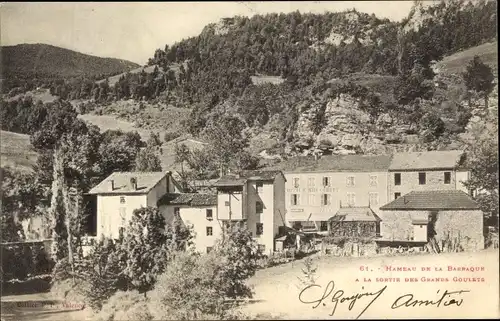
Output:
[
  {"xmin": 50, "ymin": 278, "xmax": 88, "ymax": 304},
  {"xmin": 96, "ymin": 290, "xmax": 152, "ymax": 321},
  {"xmin": 212, "ymin": 224, "xmax": 263, "ymax": 300},
  {"xmin": 163, "ymin": 132, "xmax": 181, "ymax": 142},
  {"xmin": 75, "ymin": 238, "xmax": 128, "ymax": 311},
  {"xmin": 121, "ymin": 207, "xmax": 170, "ymax": 294}
]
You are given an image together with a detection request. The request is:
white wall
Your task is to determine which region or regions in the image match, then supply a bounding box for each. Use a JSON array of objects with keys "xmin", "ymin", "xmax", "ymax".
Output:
[
  {"xmin": 455, "ymin": 170, "xmax": 470, "ymax": 194},
  {"xmin": 97, "ymin": 194, "xmax": 147, "ymax": 239},
  {"xmin": 159, "ymin": 204, "xmax": 221, "ymax": 253},
  {"xmin": 217, "ymin": 190, "xmax": 244, "ymax": 220},
  {"xmin": 284, "ymin": 171, "xmax": 389, "ymax": 225}
]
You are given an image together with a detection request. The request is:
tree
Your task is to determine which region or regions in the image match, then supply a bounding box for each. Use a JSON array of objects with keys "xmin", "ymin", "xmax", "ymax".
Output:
[
  {"xmin": 174, "ymin": 143, "xmax": 191, "ymax": 190},
  {"xmin": 461, "ymin": 120, "xmax": 499, "ymax": 229},
  {"xmin": 134, "ymin": 147, "xmax": 162, "ymax": 172},
  {"xmin": 121, "ymin": 207, "xmax": 170, "ymax": 294},
  {"xmin": 419, "ymin": 112, "xmax": 445, "ymax": 143},
  {"xmin": 462, "ymin": 56, "xmax": 495, "ymax": 109},
  {"xmin": 212, "ymin": 224, "xmax": 263, "ymax": 300},
  {"xmin": 201, "ymin": 115, "xmax": 249, "ymax": 176}
]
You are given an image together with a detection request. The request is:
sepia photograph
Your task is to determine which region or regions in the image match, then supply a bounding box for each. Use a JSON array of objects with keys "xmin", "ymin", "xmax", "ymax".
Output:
[{"xmin": 0, "ymin": 1, "xmax": 498, "ymax": 320}]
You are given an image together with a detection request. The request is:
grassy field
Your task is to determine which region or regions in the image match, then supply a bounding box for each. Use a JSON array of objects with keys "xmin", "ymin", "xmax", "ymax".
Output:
[
  {"xmin": 5, "ymin": 89, "xmax": 58, "ymax": 104},
  {"xmin": 0, "ymin": 130, "xmax": 38, "ymax": 171},
  {"xmin": 436, "ymin": 41, "xmax": 498, "ymax": 76},
  {"xmin": 251, "ymin": 74, "xmax": 285, "ymax": 85},
  {"xmin": 96, "ymin": 65, "xmax": 157, "ymax": 87},
  {"xmin": 77, "ymin": 114, "xmax": 151, "ymax": 141},
  {"xmin": 240, "ymin": 249, "xmax": 499, "ymax": 319}
]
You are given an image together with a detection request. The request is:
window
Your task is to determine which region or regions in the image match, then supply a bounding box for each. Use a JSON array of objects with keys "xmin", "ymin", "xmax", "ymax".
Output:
[
  {"xmin": 174, "ymin": 207, "xmax": 180, "ymax": 215},
  {"xmin": 256, "ymin": 181, "xmax": 263, "ymax": 193},
  {"xmin": 322, "ymin": 194, "xmax": 331, "ymax": 206},
  {"xmin": 291, "ymin": 194, "xmax": 299, "ymax": 205},
  {"xmin": 369, "ymin": 175, "xmax": 378, "ymax": 187},
  {"xmin": 206, "ymin": 227, "xmax": 213, "ymax": 236},
  {"xmin": 120, "ymin": 196, "xmax": 126, "ymax": 204},
  {"xmin": 323, "ymin": 177, "xmax": 330, "ymax": 187},
  {"xmin": 256, "ymin": 223, "xmax": 263, "ymax": 236},
  {"xmin": 394, "ymin": 173, "xmax": 401, "ymax": 186},
  {"xmin": 394, "ymin": 192, "xmax": 401, "ymax": 199},
  {"xmin": 206, "ymin": 247, "xmax": 213, "ymax": 253},
  {"xmin": 369, "ymin": 192, "xmax": 379, "ymax": 206},
  {"xmin": 308, "ymin": 177, "xmax": 315, "ymax": 187},
  {"xmin": 444, "ymin": 172, "xmax": 451, "ymax": 184},
  {"xmin": 320, "ymin": 221, "xmax": 328, "ymax": 231},
  {"xmin": 256, "ymin": 202, "xmax": 263, "ymax": 214},
  {"xmin": 293, "ymin": 177, "xmax": 300, "ymax": 188},
  {"xmin": 346, "ymin": 176, "xmax": 355, "ymax": 187},
  {"xmin": 206, "ymin": 209, "xmax": 213, "ymax": 220},
  {"xmin": 308, "ymin": 194, "xmax": 315, "ymax": 206},
  {"xmin": 347, "ymin": 192, "xmax": 356, "ymax": 206},
  {"xmin": 418, "ymin": 172, "xmax": 426, "ymax": 185}
]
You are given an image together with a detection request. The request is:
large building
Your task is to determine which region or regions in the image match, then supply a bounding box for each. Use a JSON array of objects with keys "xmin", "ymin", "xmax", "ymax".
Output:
[
  {"xmin": 213, "ymin": 170, "xmax": 287, "ymax": 253},
  {"xmin": 271, "ymin": 155, "xmax": 392, "ymax": 233},
  {"xmin": 88, "ymin": 171, "xmax": 182, "ymax": 239}
]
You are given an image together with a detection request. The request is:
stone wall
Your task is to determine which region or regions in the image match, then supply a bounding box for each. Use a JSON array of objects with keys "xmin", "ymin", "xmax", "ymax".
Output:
[
  {"xmin": 379, "ymin": 210, "xmax": 428, "ymax": 241},
  {"xmin": 388, "ymin": 170, "xmax": 461, "ymax": 201},
  {"xmin": 379, "ymin": 209, "xmax": 484, "ymax": 251},
  {"xmin": 435, "ymin": 210, "xmax": 484, "ymax": 251}
]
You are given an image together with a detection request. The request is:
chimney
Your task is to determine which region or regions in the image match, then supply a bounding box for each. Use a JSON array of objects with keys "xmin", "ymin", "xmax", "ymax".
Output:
[
  {"xmin": 109, "ymin": 179, "xmax": 115, "ymax": 191},
  {"xmin": 130, "ymin": 177, "xmax": 137, "ymax": 190}
]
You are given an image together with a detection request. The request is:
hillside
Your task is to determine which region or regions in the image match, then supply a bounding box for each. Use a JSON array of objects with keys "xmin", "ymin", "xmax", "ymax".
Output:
[
  {"xmin": 1, "ymin": 1, "xmax": 497, "ymax": 174},
  {"xmin": 1, "ymin": 43, "xmax": 139, "ymax": 94},
  {"xmin": 0, "ymin": 130, "xmax": 37, "ymax": 171},
  {"xmin": 436, "ymin": 41, "xmax": 498, "ymax": 76}
]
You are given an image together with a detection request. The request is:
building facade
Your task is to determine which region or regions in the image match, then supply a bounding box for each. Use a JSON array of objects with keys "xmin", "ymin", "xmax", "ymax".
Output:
[
  {"xmin": 214, "ymin": 170, "xmax": 287, "ymax": 253},
  {"xmin": 88, "ymin": 171, "xmax": 181, "ymax": 239},
  {"xmin": 379, "ymin": 190, "xmax": 484, "ymax": 250},
  {"xmin": 273, "ymin": 155, "xmax": 392, "ymax": 233},
  {"xmin": 388, "ymin": 150, "xmax": 469, "ymax": 202},
  {"xmin": 157, "ymin": 193, "xmax": 219, "ymax": 254}
]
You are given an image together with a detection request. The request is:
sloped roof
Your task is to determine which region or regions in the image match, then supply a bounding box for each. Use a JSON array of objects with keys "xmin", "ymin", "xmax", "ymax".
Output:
[
  {"xmin": 88, "ymin": 172, "xmax": 167, "ymax": 195},
  {"xmin": 329, "ymin": 207, "xmax": 382, "ymax": 222},
  {"xmin": 214, "ymin": 170, "xmax": 284, "ymax": 187},
  {"xmin": 379, "ymin": 190, "xmax": 480, "ymax": 211},
  {"xmin": 157, "ymin": 193, "xmax": 217, "ymax": 206},
  {"xmin": 389, "ymin": 150, "xmax": 464, "ymax": 171},
  {"xmin": 270, "ymin": 155, "xmax": 393, "ymax": 173}
]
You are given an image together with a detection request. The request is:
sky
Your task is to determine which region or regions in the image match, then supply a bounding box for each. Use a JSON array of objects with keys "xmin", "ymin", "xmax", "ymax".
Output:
[{"xmin": 1, "ymin": 1, "xmax": 416, "ymax": 65}]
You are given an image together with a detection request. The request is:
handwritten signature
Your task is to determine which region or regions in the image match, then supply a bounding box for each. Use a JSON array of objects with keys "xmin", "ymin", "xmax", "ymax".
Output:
[{"xmin": 299, "ymin": 281, "xmax": 470, "ymax": 319}]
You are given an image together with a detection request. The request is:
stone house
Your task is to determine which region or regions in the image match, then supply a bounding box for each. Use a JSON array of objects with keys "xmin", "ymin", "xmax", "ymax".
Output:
[
  {"xmin": 379, "ymin": 190, "xmax": 484, "ymax": 251},
  {"xmin": 157, "ymin": 193, "xmax": 219, "ymax": 254},
  {"xmin": 388, "ymin": 150, "xmax": 470, "ymax": 202},
  {"xmin": 88, "ymin": 171, "xmax": 182, "ymax": 239},
  {"xmin": 213, "ymin": 170, "xmax": 287, "ymax": 254}
]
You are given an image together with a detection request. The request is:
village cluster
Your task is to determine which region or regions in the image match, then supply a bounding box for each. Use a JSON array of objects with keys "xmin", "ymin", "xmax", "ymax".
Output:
[{"xmin": 24, "ymin": 149, "xmax": 485, "ymax": 255}]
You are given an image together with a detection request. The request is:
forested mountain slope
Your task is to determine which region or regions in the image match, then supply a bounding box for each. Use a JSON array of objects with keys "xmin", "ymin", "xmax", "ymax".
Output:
[{"xmin": 1, "ymin": 43, "xmax": 139, "ymax": 94}]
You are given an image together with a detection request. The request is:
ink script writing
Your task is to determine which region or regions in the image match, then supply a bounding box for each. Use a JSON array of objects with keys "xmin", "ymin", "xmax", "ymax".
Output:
[
  {"xmin": 298, "ymin": 281, "xmax": 387, "ymax": 319},
  {"xmin": 299, "ymin": 281, "xmax": 470, "ymax": 319}
]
